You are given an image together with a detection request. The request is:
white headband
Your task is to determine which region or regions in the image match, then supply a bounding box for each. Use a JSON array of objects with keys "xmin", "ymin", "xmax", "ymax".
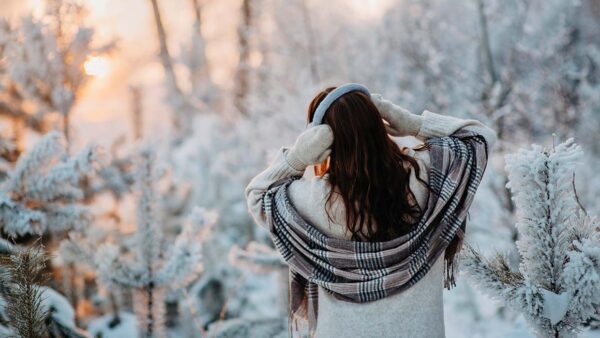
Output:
[{"xmin": 308, "ymin": 83, "xmax": 370, "ymax": 127}]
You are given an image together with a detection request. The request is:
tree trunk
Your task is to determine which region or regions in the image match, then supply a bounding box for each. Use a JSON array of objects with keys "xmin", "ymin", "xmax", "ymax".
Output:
[
  {"xmin": 476, "ymin": 0, "xmax": 497, "ymax": 85},
  {"xmin": 300, "ymin": 0, "xmax": 320, "ymax": 83},
  {"xmin": 149, "ymin": 0, "xmax": 192, "ymax": 137},
  {"xmin": 234, "ymin": 0, "xmax": 253, "ymax": 115},
  {"xmin": 63, "ymin": 109, "xmax": 70, "ymax": 151},
  {"xmin": 130, "ymin": 86, "xmax": 143, "ymax": 140},
  {"xmin": 190, "ymin": 0, "xmax": 210, "ymax": 92}
]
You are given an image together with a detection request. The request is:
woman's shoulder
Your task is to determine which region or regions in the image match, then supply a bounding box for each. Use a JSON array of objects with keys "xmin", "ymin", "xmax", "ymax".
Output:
[
  {"xmin": 288, "ymin": 171, "xmax": 330, "ymax": 200},
  {"xmin": 287, "ymin": 172, "xmax": 350, "ymax": 239}
]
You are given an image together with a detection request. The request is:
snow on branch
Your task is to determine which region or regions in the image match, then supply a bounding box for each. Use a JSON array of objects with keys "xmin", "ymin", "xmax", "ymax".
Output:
[
  {"xmin": 462, "ymin": 138, "xmax": 600, "ymax": 338},
  {"xmin": 461, "ymin": 245, "xmax": 524, "ymax": 293},
  {"xmin": 155, "ymin": 207, "xmax": 216, "ymax": 288},
  {"xmin": 0, "ymin": 132, "xmax": 101, "ymax": 237}
]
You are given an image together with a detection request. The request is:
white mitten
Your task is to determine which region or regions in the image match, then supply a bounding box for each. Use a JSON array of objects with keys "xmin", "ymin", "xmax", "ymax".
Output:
[
  {"xmin": 286, "ymin": 125, "xmax": 334, "ymax": 171},
  {"xmin": 370, "ymin": 93, "xmax": 422, "ymax": 137}
]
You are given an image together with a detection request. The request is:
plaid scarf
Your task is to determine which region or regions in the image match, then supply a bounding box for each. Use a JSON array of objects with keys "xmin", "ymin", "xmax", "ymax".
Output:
[{"xmin": 262, "ymin": 130, "xmax": 489, "ymax": 337}]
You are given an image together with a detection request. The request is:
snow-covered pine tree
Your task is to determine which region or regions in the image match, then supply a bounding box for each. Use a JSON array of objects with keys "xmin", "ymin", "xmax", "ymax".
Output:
[
  {"xmin": 94, "ymin": 148, "xmax": 215, "ymax": 337},
  {"xmin": 462, "ymin": 138, "xmax": 600, "ymax": 338},
  {"xmin": 0, "ymin": 0, "xmax": 106, "ymax": 145},
  {"xmin": 0, "ymin": 131, "xmax": 100, "ymax": 238}
]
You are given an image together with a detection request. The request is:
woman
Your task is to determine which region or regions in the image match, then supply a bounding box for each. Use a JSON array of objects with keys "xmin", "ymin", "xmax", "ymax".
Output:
[{"xmin": 245, "ymin": 84, "xmax": 496, "ymax": 338}]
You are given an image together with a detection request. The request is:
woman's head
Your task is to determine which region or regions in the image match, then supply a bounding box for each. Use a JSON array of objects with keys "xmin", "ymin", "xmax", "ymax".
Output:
[{"xmin": 307, "ymin": 87, "xmax": 424, "ymax": 241}]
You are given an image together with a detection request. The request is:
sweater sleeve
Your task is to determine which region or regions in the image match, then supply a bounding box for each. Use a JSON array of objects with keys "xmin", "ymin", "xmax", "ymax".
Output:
[
  {"xmin": 245, "ymin": 148, "xmax": 305, "ymax": 229},
  {"xmin": 415, "ymin": 110, "xmax": 497, "ymax": 149},
  {"xmin": 374, "ymin": 97, "xmax": 497, "ymax": 148}
]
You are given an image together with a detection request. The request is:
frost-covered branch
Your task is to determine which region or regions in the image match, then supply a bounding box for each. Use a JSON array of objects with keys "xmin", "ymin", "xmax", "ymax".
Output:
[
  {"xmin": 463, "ymin": 139, "xmax": 600, "ymax": 337},
  {"xmin": 0, "ymin": 132, "xmax": 101, "ymax": 237},
  {"xmin": 506, "ymin": 139, "xmax": 582, "ymax": 289},
  {"xmin": 86, "ymin": 137, "xmax": 135, "ymax": 200},
  {"xmin": 156, "ymin": 207, "xmax": 216, "ymax": 288}
]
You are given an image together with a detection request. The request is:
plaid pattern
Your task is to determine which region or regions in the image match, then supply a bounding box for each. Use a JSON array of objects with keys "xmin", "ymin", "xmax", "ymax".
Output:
[{"xmin": 262, "ymin": 130, "xmax": 489, "ymax": 337}]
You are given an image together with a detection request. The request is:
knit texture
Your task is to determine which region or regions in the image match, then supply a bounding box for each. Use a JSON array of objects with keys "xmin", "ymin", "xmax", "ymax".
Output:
[{"xmin": 285, "ymin": 125, "xmax": 333, "ymax": 171}]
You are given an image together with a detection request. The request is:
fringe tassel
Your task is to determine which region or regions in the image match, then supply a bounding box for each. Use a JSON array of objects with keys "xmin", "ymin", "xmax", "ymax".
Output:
[
  {"xmin": 444, "ymin": 255, "xmax": 458, "ymax": 289},
  {"xmin": 444, "ymin": 229, "xmax": 465, "ymax": 290}
]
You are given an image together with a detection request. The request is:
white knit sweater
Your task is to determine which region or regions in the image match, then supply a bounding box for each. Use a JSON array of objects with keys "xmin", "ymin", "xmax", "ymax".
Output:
[{"xmin": 245, "ymin": 110, "xmax": 496, "ymax": 338}]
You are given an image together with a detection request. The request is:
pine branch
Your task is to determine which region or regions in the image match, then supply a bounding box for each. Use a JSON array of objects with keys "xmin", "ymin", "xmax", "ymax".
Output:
[
  {"xmin": 0, "ymin": 132, "xmax": 100, "ymax": 237},
  {"xmin": 0, "ymin": 245, "xmax": 50, "ymax": 338},
  {"xmin": 462, "ymin": 244, "xmax": 523, "ymax": 290}
]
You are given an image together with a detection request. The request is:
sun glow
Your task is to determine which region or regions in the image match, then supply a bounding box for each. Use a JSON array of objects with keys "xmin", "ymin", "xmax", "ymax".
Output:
[
  {"xmin": 84, "ymin": 56, "xmax": 111, "ymax": 77},
  {"xmin": 348, "ymin": 0, "xmax": 396, "ymax": 19}
]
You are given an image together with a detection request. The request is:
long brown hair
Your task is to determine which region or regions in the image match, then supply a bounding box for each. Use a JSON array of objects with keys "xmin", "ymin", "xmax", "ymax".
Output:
[{"xmin": 308, "ymin": 87, "xmax": 427, "ymax": 241}]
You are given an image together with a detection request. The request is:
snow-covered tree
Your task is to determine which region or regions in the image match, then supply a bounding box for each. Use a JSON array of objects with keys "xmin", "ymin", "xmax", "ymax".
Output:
[
  {"xmin": 59, "ymin": 140, "xmax": 197, "ymax": 330},
  {"xmin": 462, "ymin": 139, "xmax": 600, "ymax": 338},
  {"xmin": 0, "ymin": 0, "xmax": 109, "ymax": 145},
  {"xmin": 94, "ymin": 148, "xmax": 215, "ymax": 337},
  {"xmin": 0, "ymin": 131, "xmax": 100, "ymax": 238},
  {"xmin": 0, "ymin": 130, "xmax": 100, "ymax": 319}
]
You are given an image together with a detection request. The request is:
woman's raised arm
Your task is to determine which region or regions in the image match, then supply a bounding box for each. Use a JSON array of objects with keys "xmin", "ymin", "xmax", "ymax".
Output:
[
  {"xmin": 245, "ymin": 125, "xmax": 333, "ymax": 229},
  {"xmin": 371, "ymin": 94, "xmax": 497, "ymax": 149}
]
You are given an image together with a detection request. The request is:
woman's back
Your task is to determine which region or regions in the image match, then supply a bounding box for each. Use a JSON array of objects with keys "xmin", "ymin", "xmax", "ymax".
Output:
[{"xmin": 288, "ymin": 147, "xmax": 446, "ymax": 337}]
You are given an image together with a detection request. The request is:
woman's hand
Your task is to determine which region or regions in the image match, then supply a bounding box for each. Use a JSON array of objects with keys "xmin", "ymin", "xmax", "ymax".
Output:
[
  {"xmin": 285, "ymin": 125, "xmax": 333, "ymax": 171},
  {"xmin": 370, "ymin": 93, "xmax": 422, "ymax": 137}
]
